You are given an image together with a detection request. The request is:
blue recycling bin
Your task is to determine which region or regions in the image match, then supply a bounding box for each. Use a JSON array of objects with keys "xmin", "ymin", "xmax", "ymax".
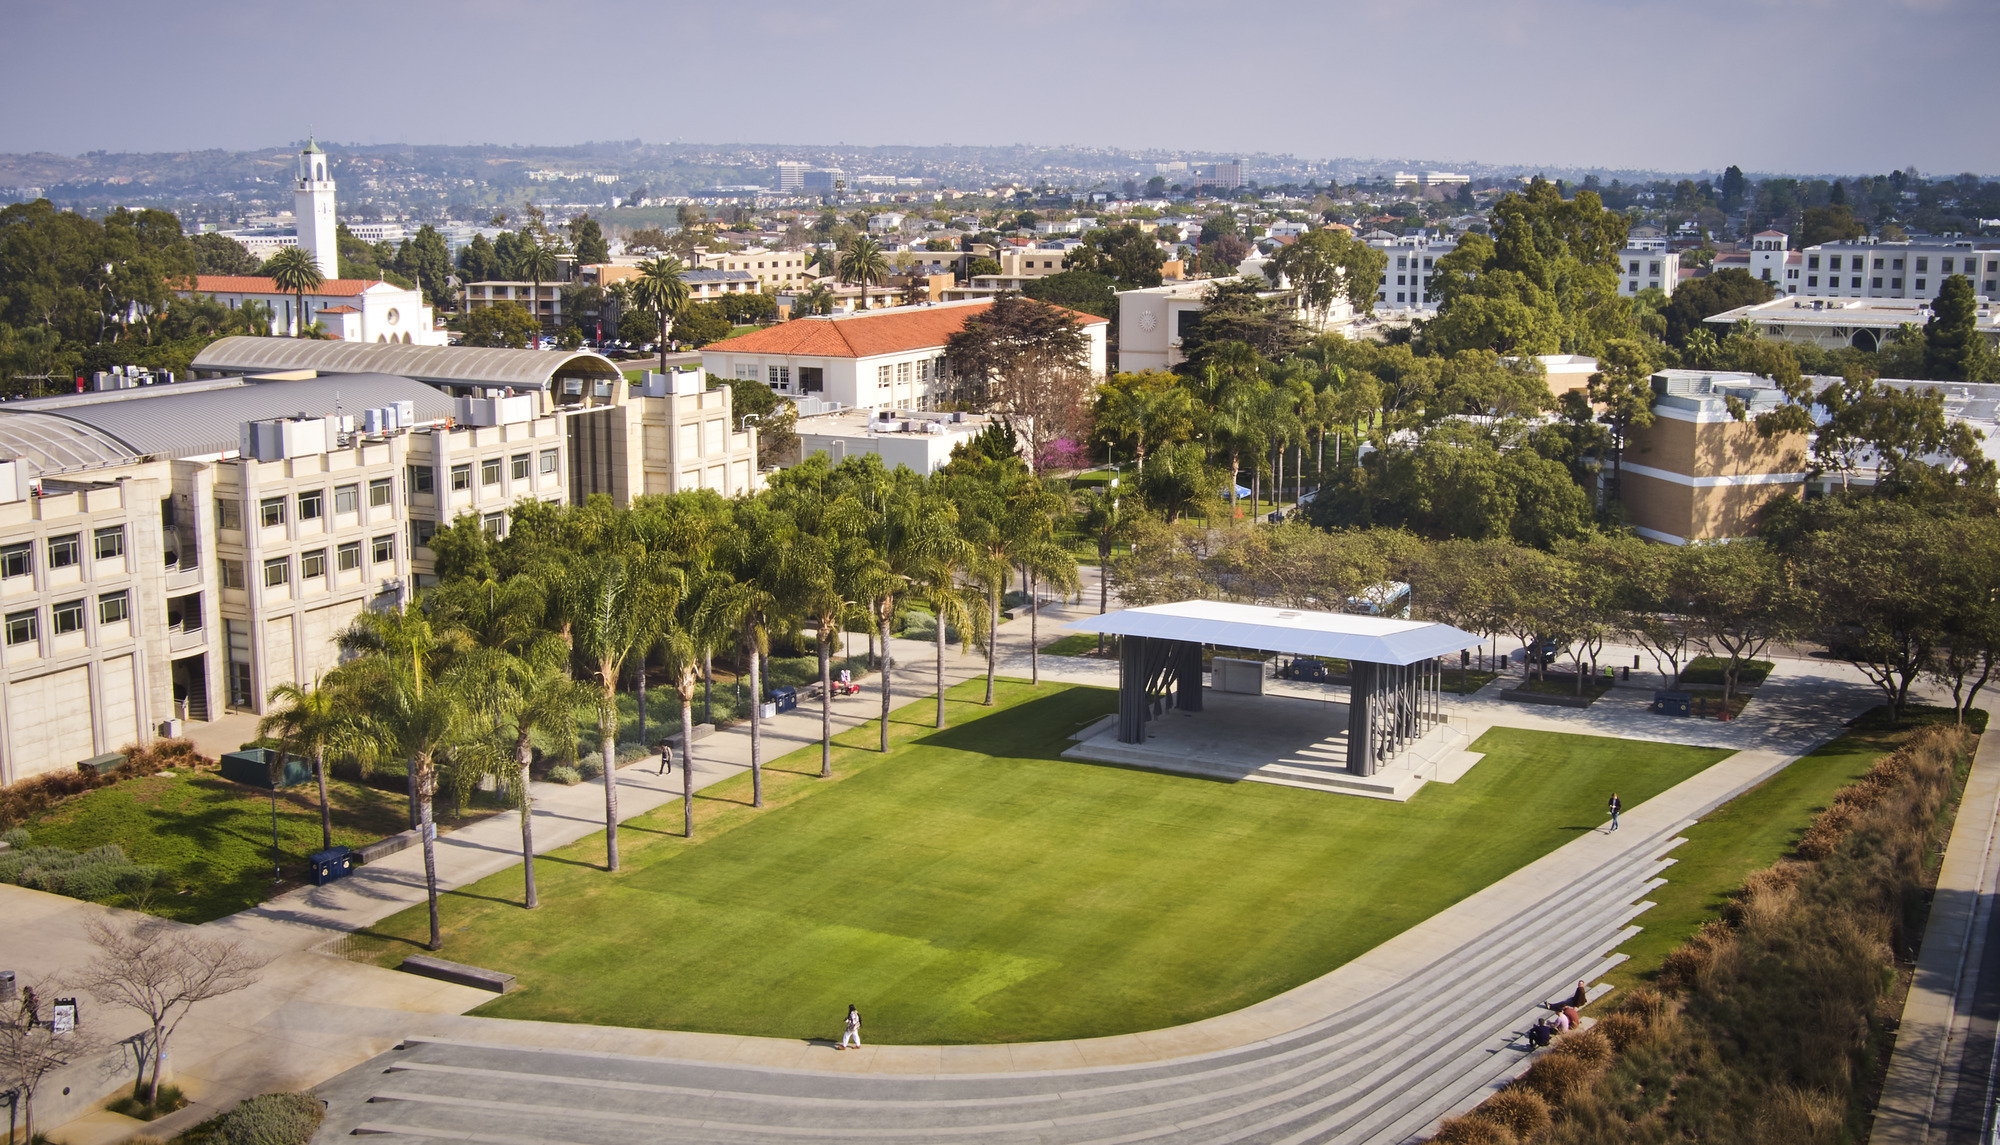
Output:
[
  {"xmin": 1653, "ymin": 690, "xmax": 1692, "ymax": 717},
  {"xmin": 769, "ymin": 685, "xmax": 798, "ymax": 714},
  {"xmin": 307, "ymin": 846, "xmax": 357, "ymax": 886}
]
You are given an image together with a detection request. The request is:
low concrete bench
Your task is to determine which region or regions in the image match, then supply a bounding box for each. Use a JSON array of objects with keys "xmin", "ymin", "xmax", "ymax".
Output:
[
  {"xmin": 356, "ymin": 829, "xmax": 417, "ymax": 864},
  {"xmin": 400, "ymin": 954, "xmax": 515, "ymax": 993}
]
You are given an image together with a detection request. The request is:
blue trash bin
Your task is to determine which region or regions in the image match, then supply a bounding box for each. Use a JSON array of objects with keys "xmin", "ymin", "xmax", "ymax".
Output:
[
  {"xmin": 769, "ymin": 685, "xmax": 798, "ymax": 714},
  {"xmin": 307, "ymin": 846, "xmax": 357, "ymax": 886}
]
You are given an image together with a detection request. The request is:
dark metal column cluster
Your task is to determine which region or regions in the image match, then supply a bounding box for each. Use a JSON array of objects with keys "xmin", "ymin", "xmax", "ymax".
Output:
[
  {"xmin": 1345, "ymin": 657, "xmax": 1444, "ymax": 776},
  {"xmin": 1116, "ymin": 636, "xmax": 1202, "ymax": 744}
]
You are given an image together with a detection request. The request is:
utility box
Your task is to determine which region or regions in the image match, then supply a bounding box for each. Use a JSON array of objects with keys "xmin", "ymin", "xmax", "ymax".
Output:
[
  {"xmin": 219, "ymin": 747, "xmax": 311, "ymax": 789},
  {"xmin": 1653, "ymin": 691, "xmax": 1692, "ymax": 717},
  {"xmin": 306, "ymin": 846, "xmax": 357, "ymax": 886},
  {"xmin": 1212, "ymin": 657, "xmax": 1267, "ymax": 696}
]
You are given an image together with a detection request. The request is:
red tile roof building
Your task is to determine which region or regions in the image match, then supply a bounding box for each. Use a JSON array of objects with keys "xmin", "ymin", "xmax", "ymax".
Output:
[{"xmin": 701, "ymin": 300, "xmax": 1108, "ymax": 412}]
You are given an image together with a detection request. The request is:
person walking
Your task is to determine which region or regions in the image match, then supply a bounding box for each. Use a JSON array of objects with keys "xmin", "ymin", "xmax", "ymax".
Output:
[
  {"xmin": 1608, "ymin": 792, "xmax": 1621, "ymax": 832},
  {"xmin": 838, "ymin": 1004, "xmax": 862, "ymax": 1050},
  {"xmin": 657, "ymin": 740, "xmax": 674, "ymax": 776}
]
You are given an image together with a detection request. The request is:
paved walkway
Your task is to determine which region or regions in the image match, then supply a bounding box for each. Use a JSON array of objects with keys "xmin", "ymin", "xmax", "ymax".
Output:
[
  {"xmin": 1873, "ymin": 699, "xmax": 2000, "ymax": 1145},
  {"xmin": 18, "ymin": 569, "xmax": 1902, "ymax": 1143}
]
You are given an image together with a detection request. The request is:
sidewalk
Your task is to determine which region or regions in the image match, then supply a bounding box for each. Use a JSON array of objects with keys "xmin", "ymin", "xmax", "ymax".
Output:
[{"xmin": 1871, "ymin": 700, "xmax": 2000, "ymax": 1145}]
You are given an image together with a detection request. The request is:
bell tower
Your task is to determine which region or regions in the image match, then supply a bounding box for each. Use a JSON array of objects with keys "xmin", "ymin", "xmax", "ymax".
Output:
[{"xmin": 294, "ymin": 137, "xmax": 339, "ymax": 280}]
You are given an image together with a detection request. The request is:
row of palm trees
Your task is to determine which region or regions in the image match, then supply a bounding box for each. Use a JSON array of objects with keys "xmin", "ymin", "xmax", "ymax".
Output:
[{"xmin": 257, "ymin": 450, "xmax": 1079, "ymax": 951}]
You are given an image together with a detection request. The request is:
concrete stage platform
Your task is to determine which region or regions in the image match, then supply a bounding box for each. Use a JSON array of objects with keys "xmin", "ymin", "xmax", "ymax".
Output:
[{"xmin": 1062, "ymin": 686, "xmax": 1483, "ymax": 801}]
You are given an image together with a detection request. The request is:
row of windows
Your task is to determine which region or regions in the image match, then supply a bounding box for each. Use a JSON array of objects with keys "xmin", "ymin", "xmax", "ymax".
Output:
[
  {"xmin": 4, "ymin": 591, "xmax": 129, "ymax": 645},
  {"xmin": 222, "ymin": 535, "xmax": 397, "ymax": 591},
  {"xmin": 224, "ymin": 452, "xmax": 557, "ymax": 530},
  {"xmin": 0, "ymin": 527, "xmax": 125, "ymax": 579}
]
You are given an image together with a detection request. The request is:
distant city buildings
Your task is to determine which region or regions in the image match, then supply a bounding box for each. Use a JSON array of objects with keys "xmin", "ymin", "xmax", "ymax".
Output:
[{"xmin": 1744, "ymin": 231, "xmax": 2000, "ymax": 303}]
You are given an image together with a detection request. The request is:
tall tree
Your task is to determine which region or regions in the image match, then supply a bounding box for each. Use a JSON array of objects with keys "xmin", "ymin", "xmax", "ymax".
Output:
[
  {"xmin": 565, "ymin": 555, "xmax": 674, "ymax": 871},
  {"xmin": 257, "ymin": 676, "xmax": 370, "ymax": 853},
  {"xmin": 631, "ymin": 256, "xmax": 690, "ymax": 373},
  {"xmin": 840, "ymin": 235, "xmax": 889, "ymax": 310},
  {"xmin": 265, "ymin": 246, "xmax": 323, "ymax": 336},
  {"xmin": 1585, "ymin": 337, "xmax": 1658, "ymax": 501},
  {"xmin": 1925, "ymin": 274, "xmax": 1986, "ymax": 382}
]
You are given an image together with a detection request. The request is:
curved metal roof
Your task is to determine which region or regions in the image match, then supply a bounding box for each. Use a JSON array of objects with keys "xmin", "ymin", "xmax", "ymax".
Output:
[
  {"xmin": 1062, "ymin": 600, "xmax": 1479, "ymax": 667},
  {"xmin": 1, "ymin": 374, "xmax": 452, "ymax": 463},
  {"xmin": 0, "ymin": 413, "xmax": 139, "ymax": 474},
  {"xmin": 189, "ymin": 337, "xmax": 621, "ymax": 391}
]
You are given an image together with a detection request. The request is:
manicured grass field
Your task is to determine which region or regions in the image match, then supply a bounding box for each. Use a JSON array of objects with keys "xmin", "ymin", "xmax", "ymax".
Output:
[
  {"xmin": 19, "ymin": 769, "xmax": 418, "ymax": 923},
  {"xmin": 1605, "ymin": 705, "xmax": 1986, "ymax": 995},
  {"xmin": 1040, "ymin": 632, "xmax": 1107, "ymax": 657},
  {"xmin": 347, "ymin": 681, "xmax": 1727, "ymax": 1045}
]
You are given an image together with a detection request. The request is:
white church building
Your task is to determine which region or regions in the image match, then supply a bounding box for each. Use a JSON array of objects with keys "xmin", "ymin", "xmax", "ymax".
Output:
[{"xmin": 176, "ymin": 139, "xmax": 446, "ymax": 345}]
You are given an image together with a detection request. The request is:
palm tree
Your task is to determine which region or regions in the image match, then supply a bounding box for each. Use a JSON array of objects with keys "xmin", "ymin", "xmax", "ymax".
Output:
[
  {"xmin": 658, "ymin": 568, "xmax": 735, "ymax": 838},
  {"xmin": 258, "ymin": 676, "xmax": 371, "ymax": 853},
  {"xmin": 565, "ymin": 554, "xmax": 674, "ymax": 871},
  {"xmin": 764, "ymin": 459, "xmax": 871, "ymax": 777},
  {"xmin": 631, "ymin": 256, "xmax": 690, "ymax": 373},
  {"xmin": 1007, "ymin": 479, "xmax": 1081, "ymax": 685},
  {"xmin": 840, "ymin": 236, "xmax": 889, "ymax": 311},
  {"xmin": 1097, "ymin": 382, "xmax": 1195, "ymax": 474},
  {"xmin": 918, "ymin": 548, "xmax": 983, "ymax": 730},
  {"xmin": 795, "ymin": 282, "xmax": 835, "ymax": 318},
  {"xmin": 333, "ymin": 605, "xmax": 457, "ymax": 951},
  {"xmin": 1074, "ymin": 484, "xmax": 1140, "ymax": 651},
  {"xmin": 856, "ymin": 470, "xmax": 958, "ymax": 751},
  {"xmin": 519, "ymin": 242, "xmax": 560, "ymax": 345},
  {"xmin": 446, "ymin": 638, "xmax": 586, "ymax": 909},
  {"xmin": 266, "ymin": 247, "xmax": 323, "ymax": 337}
]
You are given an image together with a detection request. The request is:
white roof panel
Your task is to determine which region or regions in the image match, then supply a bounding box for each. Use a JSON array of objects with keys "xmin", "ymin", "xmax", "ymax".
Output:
[{"xmin": 1062, "ymin": 599, "xmax": 1478, "ymax": 667}]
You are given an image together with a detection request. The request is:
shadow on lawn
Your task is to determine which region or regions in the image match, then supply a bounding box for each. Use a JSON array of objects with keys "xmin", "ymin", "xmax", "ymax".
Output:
[{"xmin": 911, "ymin": 690, "xmax": 1116, "ymax": 759}]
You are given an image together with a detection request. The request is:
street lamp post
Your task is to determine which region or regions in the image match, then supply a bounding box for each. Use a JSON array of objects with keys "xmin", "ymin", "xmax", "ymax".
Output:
[{"xmin": 269, "ymin": 784, "xmax": 282, "ymax": 884}]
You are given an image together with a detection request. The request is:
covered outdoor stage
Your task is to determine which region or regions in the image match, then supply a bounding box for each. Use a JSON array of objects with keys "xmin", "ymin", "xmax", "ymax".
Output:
[{"xmin": 1058, "ymin": 600, "xmax": 1485, "ymax": 801}]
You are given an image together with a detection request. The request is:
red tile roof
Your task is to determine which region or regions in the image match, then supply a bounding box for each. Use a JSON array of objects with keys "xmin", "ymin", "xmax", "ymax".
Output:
[
  {"xmin": 718, "ymin": 303, "xmax": 1104, "ymax": 360},
  {"xmin": 180, "ymin": 275, "xmax": 380, "ymax": 296},
  {"xmin": 317, "ymin": 305, "xmax": 359, "ymax": 313}
]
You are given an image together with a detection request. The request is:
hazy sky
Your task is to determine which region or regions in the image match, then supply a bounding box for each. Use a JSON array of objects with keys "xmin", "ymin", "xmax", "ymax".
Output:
[{"xmin": 4, "ymin": 0, "xmax": 1994, "ymax": 175}]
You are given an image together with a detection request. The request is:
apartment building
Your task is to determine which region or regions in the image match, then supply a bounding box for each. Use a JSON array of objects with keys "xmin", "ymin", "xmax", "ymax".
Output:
[
  {"xmin": 704, "ymin": 300, "xmax": 1108, "ymax": 412},
  {"xmin": 1748, "ymin": 231, "xmax": 2000, "ymax": 302},
  {"xmin": 689, "ymin": 249, "xmax": 814, "ymax": 291},
  {"xmin": 460, "ymin": 280, "xmax": 567, "ymax": 331},
  {"xmin": 1618, "ymin": 238, "xmax": 1681, "ymax": 298},
  {"xmin": 1364, "ymin": 231, "xmax": 1458, "ymax": 312}
]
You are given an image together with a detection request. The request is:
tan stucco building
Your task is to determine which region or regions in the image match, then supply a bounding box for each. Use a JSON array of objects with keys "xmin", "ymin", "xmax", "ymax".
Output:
[{"xmin": 1619, "ymin": 370, "xmax": 1809, "ymax": 545}]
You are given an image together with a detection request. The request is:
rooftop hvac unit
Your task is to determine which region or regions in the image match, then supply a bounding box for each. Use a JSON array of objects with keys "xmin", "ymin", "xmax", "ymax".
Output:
[
  {"xmin": 923, "ymin": 421, "xmax": 945, "ymax": 434},
  {"xmin": 394, "ymin": 400, "xmax": 415, "ymax": 427},
  {"xmin": 363, "ymin": 408, "xmax": 384, "ymax": 435}
]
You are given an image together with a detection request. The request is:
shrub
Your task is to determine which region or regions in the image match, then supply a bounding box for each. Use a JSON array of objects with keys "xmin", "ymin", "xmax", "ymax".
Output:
[
  {"xmin": 1518, "ymin": 1052, "xmax": 1593, "ymax": 1104},
  {"xmin": 218, "ymin": 1092, "xmax": 324, "ymax": 1145},
  {"xmin": 1614, "ymin": 986, "xmax": 1665, "ymax": 1025},
  {"xmin": 1755, "ymin": 1084, "xmax": 1842, "ymax": 1145},
  {"xmin": 0, "ymin": 738, "xmax": 212, "ymax": 828},
  {"xmin": 1430, "ymin": 1113, "xmax": 1516, "ymax": 1144},
  {"xmin": 0, "ymin": 842, "xmax": 163, "ymax": 903},
  {"xmin": 576, "ymin": 757, "xmax": 605, "ymax": 781},
  {"xmin": 547, "ymin": 765, "xmax": 582, "ymax": 786},
  {"xmin": 1795, "ymin": 803, "xmax": 1856, "ymax": 860},
  {"xmin": 1549, "ymin": 1026, "xmax": 1612, "ymax": 1069},
  {"xmin": 1477, "ymin": 1087, "xmax": 1551, "ymax": 1140},
  {"xmin": 1594, "ymin": 1011, "xmax": 1647, "ymax": 1051},
  {"xmin": 2, "ymin": 826, "xmax": 27, "ymax": 848}
]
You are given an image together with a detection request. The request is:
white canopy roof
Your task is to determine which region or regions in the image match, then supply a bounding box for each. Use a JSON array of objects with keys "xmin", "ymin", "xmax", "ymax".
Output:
[{"xmin": 1063, "ymin": 600, "xmax": 1478, "ymax": 667}]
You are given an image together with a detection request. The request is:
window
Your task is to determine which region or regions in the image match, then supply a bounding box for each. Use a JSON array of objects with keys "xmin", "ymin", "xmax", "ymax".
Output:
[
  {"xmin": 1892, "ymin": 259, "xmax": 1904, "ymax": 271},
  {"xmin": 1808, "ymin": 256, "xmax": 1820, "ymax": 270},
  {"xmin": 5, "ymin": 610, "xmax": 35, "ymax": 646},
  {"xmin": 369, "ymin": 477, "xmax": 393, "ymax": 507},
  {"xmin": 1989, "ymin": 281, "xmax": 1999, "ymax": 294},
  {"xmin": 1942, "ymin": 258, "xmax": 1955, "ymax": 274},
  {"xmin": 1852, "ymin": 277, "xmax": 1862, "ymax": 288},
  {"xmin": 1892, "ymin": 278, "xmax": 1903, "ymax": 290},
  {"xmin": 334, "ymin": 484, "xmax": 359, "ymax": 514},
  {"xmin": 47, "ymin": 534, "xmax": 79, "ymax": 569},
  {"xmin": 216, "ymin": 499, "xmax": 241, "ymax": 531},
  {"xmin": 1916, "ymin": 279, "xmax": 1926, "ymax": 292},
  {"xmin": 1, "ymin": 543, "xmax": 28, "ymax": 579},
  {"xmin": 450, "ymin": 464, "xmax": 471, "ymax": 491},
  {"xmin": 1649, "ymin": 261, "xmax": 1661, "ymax": 275},
  {"xmin": 93, "ymin": 526, "xmax": 124, "ymax": 561},
  {"xmin": 1873, "ymin": 258, "xmax": 1885, "ymax": 270},
  {"xmin": 98, "ymin": 590, "xmax": 128, "ymax": 625},
  {"xmin": 337, "ymin": 541, "xmax": 362, "ymax": 572},
  {"xmin": 220, "ymin": 560, "xmax": 244, "ymax": 589},
  {"xmin": 260, "ymin": 497, "xmax": 285, "ymax": 528},
  {"xmin": 511, "ymin": 454, "xmax": 530, "ymax": 481},
  {"xmin": 1808, "ymin": 276, "xmax": 1818, "ymax": 287},
  {"xmin": 408, "ymin": 465, "xmax": 434, "ymax": 495},
  {"xmin": 301, "ymin": 549, "xmax": 327, "ymax": 579},
  {"xmin": 482, "ymin": 511, "xmax": 506, "ymax": 538},
  {"xmin": 51, "ymin": 598, "xmax": 84, "ymax": 635},
  {"xmin": 263, "ymin": 557, "xmax": 290, "ymax": 587},
  {"xmin": 413, "ymin": 519, "xmax": 437, "ymax": 549},
  {"xmin": 539, "ymin": 449, "xmax": 558, "ymax": 475},
  {"xmin": 480, "ymin": 458, "xmax": 501, "ymax": 486},
  {"xmin": 372, "ymin": 534, "xmax": 395, "ymax": 564},
  {"xmin": 297, "ymin": 489, "xmax": 323, "ymax": 521},
  {"xmin": 1872, "ymin": 278, "xmax": 1883, "ymax": 289},
  {"xmin": 896, "ymin": 362, "xmax": 911, "ymax": 385},
  {"xmin": 877, "ymin": 365, "xmax": 891, "ymax": 388},
  {"xmin": 1628, "ymin": 261, "xmax": 1639, "ymax": 274},
  {"xmin": 1396, "ymin": 274, "xmax": 1407, "ymax": 286},
  {"xmin": 1916, "ymin": 257, "xmax": 1928, "ymax": 273}
]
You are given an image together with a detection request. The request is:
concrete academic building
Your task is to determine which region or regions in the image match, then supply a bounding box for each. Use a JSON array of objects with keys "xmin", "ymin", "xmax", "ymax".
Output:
[{"xmin": 1617, "ymin": 370, "xmax": 1809, "ymax": 545}]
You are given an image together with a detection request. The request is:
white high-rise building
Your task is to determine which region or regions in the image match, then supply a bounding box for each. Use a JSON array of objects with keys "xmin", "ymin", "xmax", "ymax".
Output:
[{"xmin": 293, "ymin": 138, "xmax": 338, "ymax": 280}]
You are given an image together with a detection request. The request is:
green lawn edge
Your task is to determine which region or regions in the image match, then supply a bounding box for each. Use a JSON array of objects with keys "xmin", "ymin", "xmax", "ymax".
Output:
[{"xmin": 340, "ymin": 680, "xmax": 1727, "ymax": 1045}]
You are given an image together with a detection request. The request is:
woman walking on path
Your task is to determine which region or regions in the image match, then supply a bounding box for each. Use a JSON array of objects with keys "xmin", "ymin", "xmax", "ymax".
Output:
[
  {"xmin": 1608, "ymin": 792, "xmax": 1621, "ymax": 832},
  {"xmin": 838, "ymin": 1005, "xmax": 862, "ymax": 1050}
]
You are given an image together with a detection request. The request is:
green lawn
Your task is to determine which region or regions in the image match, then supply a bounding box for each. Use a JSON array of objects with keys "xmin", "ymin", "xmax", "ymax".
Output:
[
  {"xmin": 345, "ymin": 681, "xmax": 1726, "ymax": 1045},
  {"xmin": 1604, "ymin": 705, "xmax": 1984, "ymax": 995},
  {"xmin": 1041, "ymin": 632, "xmax": 1109, "ymax": 657},
  {"xmin": 18, "ymin": 769, "xmax": 419, "ymax": 923}
]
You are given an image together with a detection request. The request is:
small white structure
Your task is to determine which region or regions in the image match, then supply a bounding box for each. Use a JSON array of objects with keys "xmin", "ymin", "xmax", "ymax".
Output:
[{"xmin": 789, "ymin": 407, "xmax": 1012, "ymax": 474}]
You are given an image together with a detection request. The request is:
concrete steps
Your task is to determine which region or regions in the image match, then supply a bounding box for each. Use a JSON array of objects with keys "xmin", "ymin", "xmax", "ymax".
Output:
[{"xmin": 318, "ymin": 822, "xmax": 1692, "ymax": 1145}]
